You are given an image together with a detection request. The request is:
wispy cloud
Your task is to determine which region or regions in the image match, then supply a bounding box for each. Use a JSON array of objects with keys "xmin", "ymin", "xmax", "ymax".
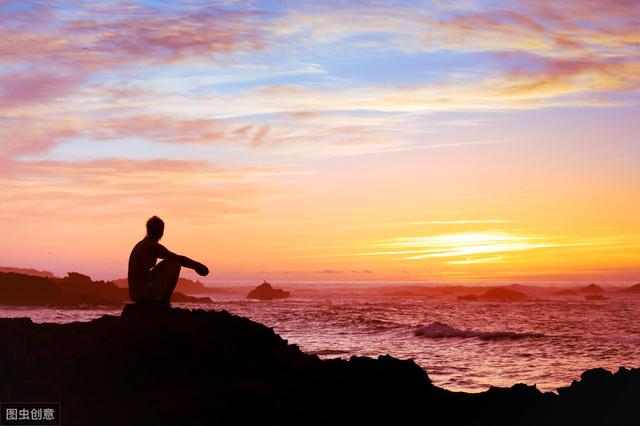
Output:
[
  {"xmin": 447, "ymin": 256, "xmax": 504, "ymax": 265},
  {"xmin": 0, "ymin": 158, "xmax": 283, "ymax": 222},
  {"xmin": 409, "ymin": 219, "xmax": 511, "ymax": 225},
  {"xmin": 360, "ymin": 232, "xmax": 592, "ymax": 260},
  {"xmin": 316, "ymin": 269, "xmax": 373, "ymax": 274}
]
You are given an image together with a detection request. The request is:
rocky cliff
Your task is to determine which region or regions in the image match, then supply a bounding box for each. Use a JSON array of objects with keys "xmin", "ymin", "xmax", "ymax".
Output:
[{"xmin": 0, "ymin": 305, "xmax": 637, "ymax": 425}]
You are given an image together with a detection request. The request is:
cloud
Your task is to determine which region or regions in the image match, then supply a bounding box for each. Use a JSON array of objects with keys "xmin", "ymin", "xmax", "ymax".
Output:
[
  {"xmin": 271, "ymin": 0, "xmax": 640, "ymax": 59},
  {"xmin": 1, "ymin": 2, "xmax": 264, "ymax": 70},
  {"xmin": 0, "ymin": 1, "xmax": 266, "ymax": 112},
  {"xmin": 358, "ymin": 232, "xmax": 591, "ymax": 261},
  {"xmin": 255, "ymin": 0, "xmax": 640, "ymax": 111},
  {"xmin": 409, "ymin": 219, "xmax": 511, "ymax": 225},
  {"xmin": 316, "ymin": 269, "xmax": 373, "ymax": 274},
  {"xmin": 0, "ymin": 117, "xmax": 81, "ymax": 157},
  {"xmin": 0, "ymin": 158, "xmax": 281, "ymax": 222},
  {"xmin": 3, "ymin": 0, "xmax": 638, "ymax": 164},
  {"xmin": 0, "ymin": 71, "xmax": 83, "ymax": 109},
  {"xmin": 92, "ymin": 114, "xmax": 264, "ymax": 146}
]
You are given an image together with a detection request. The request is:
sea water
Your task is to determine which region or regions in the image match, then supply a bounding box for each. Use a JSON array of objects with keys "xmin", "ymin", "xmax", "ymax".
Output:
[{"xmin": 2, "ymin": 285, "xmax": 639, "ymax": 393}]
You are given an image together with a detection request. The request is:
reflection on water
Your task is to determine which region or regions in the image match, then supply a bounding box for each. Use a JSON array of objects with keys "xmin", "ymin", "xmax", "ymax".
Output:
[{"xmin": 2, "ymin": 292, "xmax": 639, "ymax": 393}]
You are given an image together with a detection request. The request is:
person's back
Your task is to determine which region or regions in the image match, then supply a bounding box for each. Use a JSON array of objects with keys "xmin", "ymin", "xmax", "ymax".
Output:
[
  {"xmin": 127, "ymin": 216, "xmax": 209, "ymax": 306},
  {"xmin": 128, "ymin": 237, "xmax": 164, "ymax": 290}
]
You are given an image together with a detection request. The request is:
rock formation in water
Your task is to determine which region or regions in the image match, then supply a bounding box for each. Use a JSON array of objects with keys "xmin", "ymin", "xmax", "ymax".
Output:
[
  {"xmin": 0, "ymin": 272, "xmax": 211, "ymax": 307},
  {"xmin": 553, "ymin": 289, "xmax": 579, "ymax": 296},
  {"xmin": 478, "ymin": 287, "xmax": 528, "ymax": 301},
  {"xmin": 578, "ymin": 284, "xmax": 605, "ymax": 294},
  {"xmin": 584, "ymin": 294, "xmax": 608, "ymax": 301},
  {"xmin": 0, "ymin": 305, "xmax": 638, "ymax": 426},
  {"xmin": 247, "ymin": 281, "xmax": 290, "ymax": 300},
  {"xmin": 456, "ymin": 294, "xmax": 478, "ymax": 301},
  {"xmin": 113, "ymin": 276, "xmax": 227, "ymax": 295},
  {"xmin": 619, "ymin": 283, "xmax": 640, "ymax": 294}
]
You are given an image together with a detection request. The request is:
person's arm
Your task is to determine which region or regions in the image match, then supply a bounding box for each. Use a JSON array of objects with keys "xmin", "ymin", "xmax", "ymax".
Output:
[{"xmin": 156, "ymin": 244, "xmax": 210, "ymax": 276}]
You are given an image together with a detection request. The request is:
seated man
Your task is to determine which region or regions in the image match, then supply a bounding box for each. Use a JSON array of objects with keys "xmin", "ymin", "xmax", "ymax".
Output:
[{"xmin": 128, "ymin": 216, "xmax": 209, "ymax": 306}]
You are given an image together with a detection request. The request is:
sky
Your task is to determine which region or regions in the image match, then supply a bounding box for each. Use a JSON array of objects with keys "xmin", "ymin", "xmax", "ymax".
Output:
[{"xmin": 1, "ymin": 0, "xmax": 639, "ymax": 282}]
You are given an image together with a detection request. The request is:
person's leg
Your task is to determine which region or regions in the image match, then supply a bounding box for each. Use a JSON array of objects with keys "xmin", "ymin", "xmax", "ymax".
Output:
[
  {"xmin": 150, "ymin": 259, "xmax": 181, "ymax": 305},
  {"xmin": 129, "ymin": 281, "xmax": 155, "ymax": 303}
]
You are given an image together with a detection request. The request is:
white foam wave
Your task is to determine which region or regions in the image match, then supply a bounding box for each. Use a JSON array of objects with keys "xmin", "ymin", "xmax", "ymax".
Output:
[{"xmin": 414, "ymin": 321, "xmax": 544, "ymax": 340}]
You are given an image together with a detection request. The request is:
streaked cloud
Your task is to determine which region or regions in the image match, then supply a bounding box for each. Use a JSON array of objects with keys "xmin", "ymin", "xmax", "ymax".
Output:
[
  {"xmin": 0, "ymin": 158, "xmax": 282, "ymax": 222},
  {"xmin": 409, "ymin": 219, "xmax": 511, "ymax": 225},
  {"xmin": 361, "ymin": 232, "xmax": 590, "ymax": 261}
]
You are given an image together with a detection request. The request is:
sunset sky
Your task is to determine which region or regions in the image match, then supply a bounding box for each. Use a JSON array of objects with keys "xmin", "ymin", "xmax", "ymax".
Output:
[{"xmin": 1, "ymin": 0, "xmax": 639, "ymax": 282}]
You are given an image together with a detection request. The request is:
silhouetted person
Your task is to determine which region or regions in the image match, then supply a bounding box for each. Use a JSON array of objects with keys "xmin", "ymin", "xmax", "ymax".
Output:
[{"xmin": 128, "ymin": 216, "xmax": 209, "ymax": 307}]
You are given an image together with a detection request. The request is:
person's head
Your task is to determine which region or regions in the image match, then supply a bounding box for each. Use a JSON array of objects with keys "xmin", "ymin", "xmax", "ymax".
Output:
[{"xmin": 146, "ymin": 216, "xmax": 164, "ymax": 241}]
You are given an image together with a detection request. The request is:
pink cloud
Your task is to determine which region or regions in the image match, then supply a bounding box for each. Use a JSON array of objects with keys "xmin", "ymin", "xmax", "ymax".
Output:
[
  {"xmin": 1, "ymin": 3, "xmax": 263, "ymax": 70},
  {"xmin": 0, "ymin": 117, "xmax": 80, "ymax": 156},
  {"xmin": 0, "ymin": 2, "xmax": 265, "ymax": 115},
  {"xmin": 0, "ymin": 157, "xmax": 281, "ymax": 223},
  {"xmin": 0, "ymin": 71, "xmax": 82, "ymax": 109}
]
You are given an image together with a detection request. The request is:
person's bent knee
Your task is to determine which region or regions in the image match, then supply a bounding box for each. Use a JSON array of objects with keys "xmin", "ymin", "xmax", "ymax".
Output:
[
  {"xmin": 166, "ymin": 259, "xmax": 181, "ymax": 272},
  {"xmin": 157, "ymin": 259, "xmax": 181, "ymax": 271}
]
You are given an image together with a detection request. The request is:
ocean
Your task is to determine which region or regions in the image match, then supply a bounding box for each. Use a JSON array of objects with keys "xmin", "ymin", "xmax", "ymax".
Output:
[{"xmin": 2, "ymin": 283, "xmax": 639, "ymax": 393}]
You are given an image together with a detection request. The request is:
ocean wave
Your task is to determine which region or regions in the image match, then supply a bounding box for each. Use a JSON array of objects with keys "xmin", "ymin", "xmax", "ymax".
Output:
[{"xmin": 414, "ymin": 321, "xmax": 544, "ymax": 340}]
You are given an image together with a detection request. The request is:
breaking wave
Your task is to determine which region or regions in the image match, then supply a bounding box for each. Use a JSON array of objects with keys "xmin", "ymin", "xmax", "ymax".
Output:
[{"xmin": 414, "ymin": 322, "xmax": 545, "ymax": 340}]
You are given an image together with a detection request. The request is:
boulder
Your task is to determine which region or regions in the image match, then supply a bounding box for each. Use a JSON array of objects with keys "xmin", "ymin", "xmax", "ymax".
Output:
[
  {"xmin": 0, "ymin": 272, "xmax": 211, "ymax": 307},
  {"xmin": 247, "ymin": 281, "xmax": 290, "ymax": 300},
  {"xmin": 578, "ymin": 284, "xmax": 605, "ymax": 294},
  {"xmin": 457, "ymin": 294, "xmax": 478, "ymax": 301},
  {"xmin": 478, "ymin": 287, "xmax": 528, "ymax": 301},
  {"xmin": 552, "ymin": 289, "xmax": 579, "ymax": 296},
  {"xmin": 584, "ymin": 294, "xmax": 608, "ymax": 301},
  {"xmin": 619, "ymin": 283, "xmax": 640, "ymax": 294}
]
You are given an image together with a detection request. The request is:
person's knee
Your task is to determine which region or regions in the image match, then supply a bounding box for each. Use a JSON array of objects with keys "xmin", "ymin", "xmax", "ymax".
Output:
[
  {"xmin": 164, "ymin": 259, "xmax": 181, "ymax": 273},
  {"xmin": 158, "ymin": 259, "xmax": 181, "ymax": 270}
]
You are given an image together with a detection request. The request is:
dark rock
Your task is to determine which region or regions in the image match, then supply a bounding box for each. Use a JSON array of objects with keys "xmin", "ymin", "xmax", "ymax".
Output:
[
  {"xmin": 578, "ymin": 284, "xmax": 605, "ymax": 294},
  {"xmin": 0, "ymin": 272, "xmax": 211, "ymax": 307},
  {"xmin": 619, "ymin": 283, "xmax": 640, "ymax": 294},
  {"xmin": 0, "ymin": 306, "xmax": 638, "ymax": 425},
  {"xmin": 478, "ymin": 287, "xmax": 528, "ymax": 301},
  {"xmin": 113, "ymin": 277, "xmax": 228, "ymax": 295},
  {"xmin": 457, "ymin": 294, "xmax": 478, "ymax": 301},
  {"xmin": 247, "ymin": 281, "xmax": 290, "ymax": 300},
  {"xmin": 552, "ymin": 289, "xmax": 579, "ymax": 296},
  {"xmin": 584, "ymin": 294, "xmax": 608, "ymax": 301},
  {"xmin": 0, "ymin": 266, "xmax": 56, "ymax": 278}
]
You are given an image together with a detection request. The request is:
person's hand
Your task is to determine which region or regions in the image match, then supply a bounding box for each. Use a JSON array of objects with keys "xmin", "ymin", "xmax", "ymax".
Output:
[{"xmin": 195, "ymin": 263, "xmax": 209, "ymax": 276}]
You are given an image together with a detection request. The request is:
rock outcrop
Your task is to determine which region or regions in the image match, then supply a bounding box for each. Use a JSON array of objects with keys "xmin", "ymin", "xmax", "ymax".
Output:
[
  {"xmin": 585, "ymin": 294, "xmax": 608, "ymax": 301},
  {"xmin": 113, "ymin": 276, "xmax": 227, "ymax": 295},
  {"xmin": 0, "ymin": 266, "xmax": 56, "ymax": 278},
  {"xmin": 457, "ymin": 294, "xmax": 478, "ymax": 301},
  {"xmin": 553, "ymin": 289, "xmax": 579, "ymax": 296},
  {"xmin": 0, "ymin": 305, "xmax": 638, "ymax": 425},
  {"xmin": 578, "ymin": 284, "xmax": 605, "ymax": 294},
  {"xmin": 478, "ymin": 287, "xmax": 528, "ymax": 301},
  {"xmin": 619, "ymin": 283, "xmax": 640, "ymax": 294},
  {"xmin": 0, "ymin": 272, "xmax": 211, "ymax": 307},
  {"xmin": 247, "ymin": 281, "xmax": 290, "ymax": 300}
]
